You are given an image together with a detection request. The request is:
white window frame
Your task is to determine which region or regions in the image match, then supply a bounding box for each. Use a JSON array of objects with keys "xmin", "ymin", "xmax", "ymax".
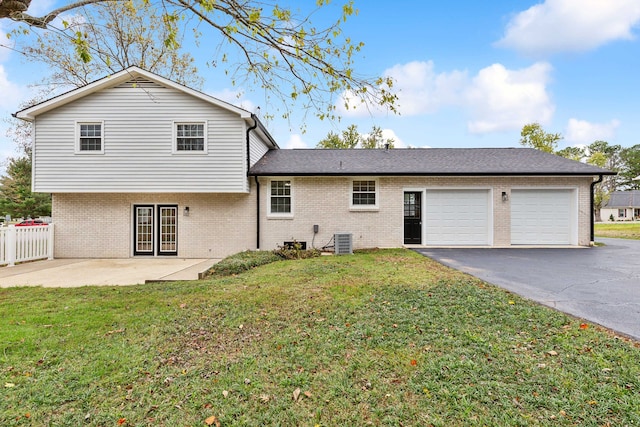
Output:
[
  {"xmin": 173, "ymin": 121, "xmax": 208, "ymax": 154},
  {"xmin": 350, "ymin": 178, "xmax": 379, "ymax": 211},
  {"xmin": 618, "ymin": 208, "xmax": 626, "ymax": 218},
  {"xmin": 268, "ymin": 178, "xmax": 294, "ymax": 218},
  {"xmin": 75, "ymin": 121, "xmax": 104, "ymax": 154}
]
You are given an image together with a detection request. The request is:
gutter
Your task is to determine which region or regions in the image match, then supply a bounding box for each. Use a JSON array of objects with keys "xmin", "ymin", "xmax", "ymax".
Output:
[
  {"xmin": 245, "ymin": 114, "xmax": 258, "ymax": 177},
  {"xmin": 591, "ymin": 174, "xmax": 604, "ymax": 244}
]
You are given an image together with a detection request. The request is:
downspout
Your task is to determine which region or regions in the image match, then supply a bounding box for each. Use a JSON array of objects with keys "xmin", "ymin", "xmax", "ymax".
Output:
[
  {"xmin": 254, "ymin": 176, "xmax": 261, "ymax": 250},
  {"xmin": 246, "ymin": 115, "xmax": 259, "ymax": 249},
  {"xmin": 590, "ymin": 174, "xmax": 604, "ymax": 244}
]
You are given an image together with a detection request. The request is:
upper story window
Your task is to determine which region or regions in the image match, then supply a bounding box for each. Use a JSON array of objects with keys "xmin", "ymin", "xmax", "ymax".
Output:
[
  {"xmin": 269, "ymin": 179, "xmax": 293, "ymax": 217},
  {"xmin": 351, "ymin": 179, "xmax": 378, "ymax": 209},
  {"xmin": 174, "ymin": 122, "xmax": 207, "ymax": 153},
  {"xmin": 76, "ymin": 122, "xmax": 104, "ymax": 154}
]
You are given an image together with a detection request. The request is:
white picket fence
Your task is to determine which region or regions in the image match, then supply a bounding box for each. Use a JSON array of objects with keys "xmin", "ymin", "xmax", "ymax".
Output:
[{"xmin": 0, "ymin": 225, "xmax": 54, "ymax": 267}]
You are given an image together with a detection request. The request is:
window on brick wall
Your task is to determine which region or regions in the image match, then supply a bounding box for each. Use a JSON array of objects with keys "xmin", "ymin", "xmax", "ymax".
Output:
[
  {"xmin": 351, "ymin": 179, "xmax": 379, "ymax": 210},
  {"xmin": 268, "ymin": 179, "xmax": 293, "ymax": 217}
]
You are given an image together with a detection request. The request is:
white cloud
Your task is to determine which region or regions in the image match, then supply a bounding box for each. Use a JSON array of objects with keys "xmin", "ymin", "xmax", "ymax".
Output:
[
  {"xmin": 337, "ymin": 60, "xmax": 554, "ymax": 135},
  {"xmin": 496, "ymin": 0, "xmax": 640, "ymax": 56},
  {"xmin": 565, "ymin": 118, "xmax": 620, "ymax": 144},
  {"xmin": 0, "ymin": 65, "xmax": 22, "ymax": 110},
  {"xmin": 465, "ymin": 62, "xmax": 554, "ymax": 133},
  {"xmin": 381, "ymin": 128, "xmax": 405, "ymax": 148},
  {"xmin": 337, "ymin": 61, "xmax": 466, "ymax": 117},
  {"xmin": 284, "ymin": 134, "xmax": 309, "ymax": 149},
  {"xmin": 208, "ymin": 88, "xmax": 259, "ymax": 113}
]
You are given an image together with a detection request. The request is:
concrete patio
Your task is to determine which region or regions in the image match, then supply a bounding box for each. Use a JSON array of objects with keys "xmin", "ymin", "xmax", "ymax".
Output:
[{"xmin": 0, "ymin": 258, "xmax": 219, "ymax": 287}]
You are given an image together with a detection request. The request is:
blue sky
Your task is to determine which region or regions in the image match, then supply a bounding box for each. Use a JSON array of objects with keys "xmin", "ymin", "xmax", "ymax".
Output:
[{"xmin": 1, "ymin": 0, "xmax": 639, "ymax": 167}]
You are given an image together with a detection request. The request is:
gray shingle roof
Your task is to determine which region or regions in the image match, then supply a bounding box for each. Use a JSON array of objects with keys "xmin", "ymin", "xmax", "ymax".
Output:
[
  {"xmin": 604, "ymin": 191, "xmax": 640, "ymax": 208},
  {"xmin": 249, "ymin": 148, "xmax": 615, "ymax": 176}
]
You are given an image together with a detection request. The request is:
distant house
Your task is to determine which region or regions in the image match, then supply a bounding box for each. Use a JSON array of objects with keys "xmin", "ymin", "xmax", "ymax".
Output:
[
  {"xmin": 601, "ymin": 191, "xmax": 640, "ymax": 221},
  {"xmin": 15, "ymin": 67, "xmax": 614, "ymax": 259}
]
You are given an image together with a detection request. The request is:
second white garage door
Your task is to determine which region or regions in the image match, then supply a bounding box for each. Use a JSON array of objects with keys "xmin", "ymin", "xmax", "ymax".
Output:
[
  {"xmin": 511, "ymin": 189, "xmax": 575, "ymax": 245},
  {"xmin": 424, "ymin": 189, "xmax": 491, "ymax": 245}
]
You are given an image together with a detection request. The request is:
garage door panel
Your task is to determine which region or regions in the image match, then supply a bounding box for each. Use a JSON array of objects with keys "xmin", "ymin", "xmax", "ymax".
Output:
[
  {"xmin": 511, "ymin": 189, "xmax": 573, "ymax": 245},
  {"xmin": 425, "ymin": 189, "xmax": 490, "ymax": 245}
]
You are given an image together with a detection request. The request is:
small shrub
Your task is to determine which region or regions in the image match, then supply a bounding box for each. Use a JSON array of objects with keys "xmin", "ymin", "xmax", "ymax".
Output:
[
  {"xmin": 609, "ymin": 214, "xmax": 615, "ymax": 222},
  {"xmin": 207, "ymin": 250, "xmax": 281, "ymax": 276},
  {"xmin": 274, "ymin": 241, "xmax": 321, "ymax": 260}
]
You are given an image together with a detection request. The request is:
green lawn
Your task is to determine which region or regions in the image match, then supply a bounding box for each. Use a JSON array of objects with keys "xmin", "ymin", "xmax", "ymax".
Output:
[
  {"xmin": 595, "ymin": 222, "xmax": 640, "ymax": 240},
  {"xmin": 2, "ymin": 249, "xmax": 640, "ymax": 426}
]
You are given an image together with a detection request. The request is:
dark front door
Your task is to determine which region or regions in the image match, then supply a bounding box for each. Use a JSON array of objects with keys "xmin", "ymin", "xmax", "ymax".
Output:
[{"xmin": 404, "ymin": 192, "xmax": 422, "ymax": 244}]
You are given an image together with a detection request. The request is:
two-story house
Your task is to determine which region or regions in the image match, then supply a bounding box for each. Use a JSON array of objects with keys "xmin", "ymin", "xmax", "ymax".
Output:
[{"xmin": 15, "ymin": 67, "xmax": 613, "ymax": 259}]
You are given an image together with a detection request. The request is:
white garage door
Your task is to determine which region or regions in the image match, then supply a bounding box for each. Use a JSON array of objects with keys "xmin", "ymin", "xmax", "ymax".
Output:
[
  {"xmin": 511, "ymin": 189, "xmax": 574, "ymax": 245},
  {"xmin": 424, "ymin": 189, "xmax": 490, "ymax": 245}
]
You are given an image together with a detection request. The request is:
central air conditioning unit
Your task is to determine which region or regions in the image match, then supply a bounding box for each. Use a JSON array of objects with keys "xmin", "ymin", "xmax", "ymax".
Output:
[{"xmin": 334, "ymin": 233, "xmax": 353, "ymax": 255}]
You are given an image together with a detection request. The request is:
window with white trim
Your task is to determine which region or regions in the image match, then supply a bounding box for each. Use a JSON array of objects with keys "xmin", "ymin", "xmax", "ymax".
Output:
[
  {"xmin": 174, "ymin": 122, "xmax": 207, "ymax": 152},
  {"xmin": 269, "ymin": 180, "xmax": 292, "ymax": 216},
  {"xmin": 76, "ymin": 122, "xmax": 104, "ymax": 153},
  {"xmin": 351, "ymin": 179, "xmax": 378, "ymax": 208},
  {"xmin": 618, "ymin": 208, "xmax": 626, "ymax": 218}
]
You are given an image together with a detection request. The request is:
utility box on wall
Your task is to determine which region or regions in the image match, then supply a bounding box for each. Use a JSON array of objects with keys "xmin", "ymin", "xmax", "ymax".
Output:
[{"xmin": 334, "ymin": 233, "xmax": 353, "ymax": 255}]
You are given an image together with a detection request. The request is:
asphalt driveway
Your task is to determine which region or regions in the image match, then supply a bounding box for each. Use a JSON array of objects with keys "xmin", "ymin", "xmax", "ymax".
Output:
[{"xmin": 416, "ymin": 238, "xmax": 640, "ymax": 341}]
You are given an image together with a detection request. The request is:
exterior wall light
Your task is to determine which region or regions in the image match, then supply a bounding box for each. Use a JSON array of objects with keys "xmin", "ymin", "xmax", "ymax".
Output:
[
  {"xmin": 502, "ymin": 192, "xmax": 509, "ymax": 202},
  {"xmin": 183, "ymin": 206, "xmax": 190, "ymax": 216}
]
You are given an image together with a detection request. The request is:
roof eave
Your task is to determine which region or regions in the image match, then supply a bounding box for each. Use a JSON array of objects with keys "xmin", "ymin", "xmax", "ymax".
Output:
[{"xmin": 249, "ymin": 171, "xmax": 616, "ymax": 177}]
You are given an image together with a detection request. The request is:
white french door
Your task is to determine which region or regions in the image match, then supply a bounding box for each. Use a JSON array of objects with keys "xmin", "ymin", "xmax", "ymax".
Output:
[{"xmin": 134, "ymin": 204, "xmax": 178, "ymax": 256}]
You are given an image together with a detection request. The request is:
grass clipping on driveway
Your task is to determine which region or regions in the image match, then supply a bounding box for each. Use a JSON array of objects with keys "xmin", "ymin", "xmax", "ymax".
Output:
[{"xmin": 2, "ymin": 249, "xmax": 640, "ymax": 426}]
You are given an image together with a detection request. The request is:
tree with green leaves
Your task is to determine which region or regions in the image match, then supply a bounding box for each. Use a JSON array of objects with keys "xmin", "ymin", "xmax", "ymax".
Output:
[
  {"xmin": 586, "ymin": 141, "xmax": 622, "ymax": 221},
  {"xmin": 317, "ymin": 125, "xmax": 394, "ymax": 149},
  {"xmin": 0, "ymin": 156, "xmax": 51, "ymax": 218},
  {"xmin": 618, "ymin": 145, "xmax": 640, "ymax": 190},
  {"xmin": 1, "ymin": 0, "xmax": 397, "ymax": 122},
  {"xmin": 519, "ymin": 122, "xmax": 562, "ymax": 153}
]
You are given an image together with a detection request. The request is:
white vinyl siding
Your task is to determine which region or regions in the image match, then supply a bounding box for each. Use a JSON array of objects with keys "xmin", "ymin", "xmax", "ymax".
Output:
[
  {"xmin": 511, "ymin": 189, "xmax": 576, "ymax": 245},
  {"xmin": 31, "ymin": 82, "xmax": 271, "ymax": 193},
  {"xmin": 424, "ymin": 189, "xmax": 491, "ymax": 245}
]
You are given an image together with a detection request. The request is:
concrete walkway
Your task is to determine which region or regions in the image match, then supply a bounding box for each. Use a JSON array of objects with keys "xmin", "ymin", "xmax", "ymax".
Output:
[
  {"xmin": 415, "ymin": 238, "xmax": 640, "ymax": 341},
  {"xmin": 0, "ymin": 258, "xmax": 219, "ymax": 287}
]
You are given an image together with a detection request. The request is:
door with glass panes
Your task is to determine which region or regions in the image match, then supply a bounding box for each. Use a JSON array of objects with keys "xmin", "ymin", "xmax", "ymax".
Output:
[{"xmin": 134, "ymin": 205, "xmax": 178, "ymax": 256}]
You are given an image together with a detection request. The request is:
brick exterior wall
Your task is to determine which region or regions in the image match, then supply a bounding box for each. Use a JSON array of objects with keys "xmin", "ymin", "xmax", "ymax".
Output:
[
  {"xmin": 52, "ymin": 192, "xmax": 256, "ymax": 258},
  {"xmin": 51, "ymin": 176, "xmax": 594, "ymax": 258},
  {"xmin": 258, "ymin": 176, "xmax": 594, "ymax": 251}
]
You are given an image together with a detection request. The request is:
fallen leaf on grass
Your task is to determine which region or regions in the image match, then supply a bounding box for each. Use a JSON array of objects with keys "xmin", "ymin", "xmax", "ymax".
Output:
[
  {"xmin": 105, "ymin": 329, "xmax": 125, "ymax": 336},
  {"xmin": 204, "ymin": 415, "xmax": 221, "ymax": 426},
  {"xmin": 304, "ymin": 391, "xmax": 312, "ymax": 398},
  {"xmin": 293, "ymin": 388, "xmax": 301, "ymax": 401},
  {"xmin": 4, "ymin": 383, "xmax": 15, "ymax": 388},
  {"xmin": 580, "ymin": 323, "xmax": 589, "ymax": 329},
  {"xmin": 410, "ymin": 359, "xmax": 417, "ymax": 366},
  {"xmin": 222, "ymin": 390, "xmax": 229, "ymax": 398},
  {"xmin": 260, "ymin": 394, "xmax": 270, "ymax": 403},
  {"xmin": 117, "ymin": 418, "xmax": 127, "ymax": 425},
  {"xmin": 547, "ymin": 350, "xmax": 558, "ymax": 356}
]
